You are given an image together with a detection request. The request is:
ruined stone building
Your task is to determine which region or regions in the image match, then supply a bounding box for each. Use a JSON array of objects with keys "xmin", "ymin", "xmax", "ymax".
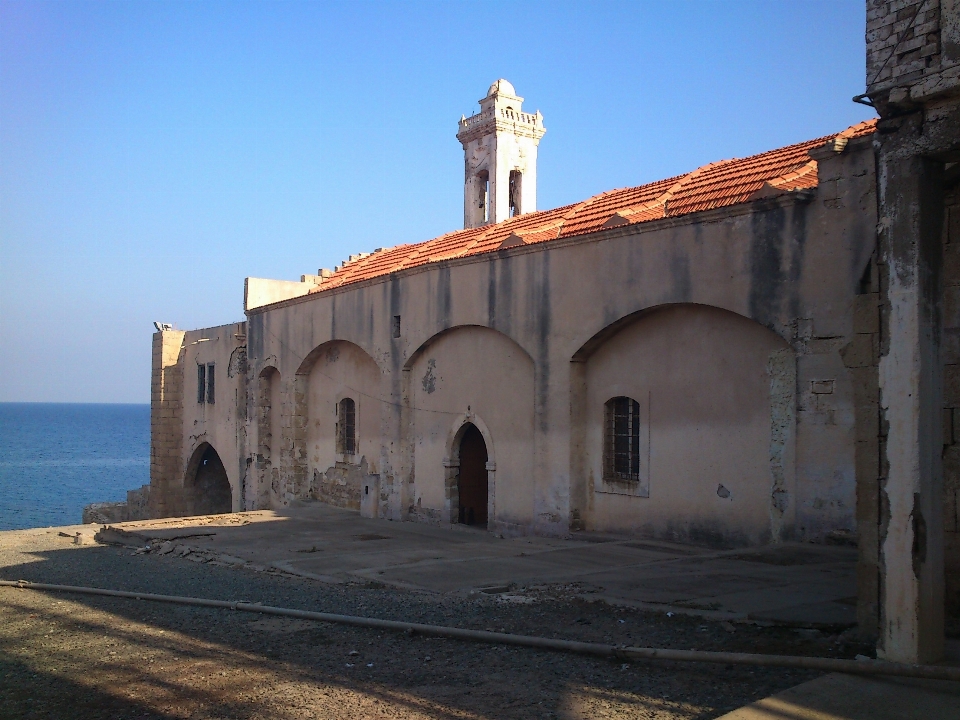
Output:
[{"xmin": 145, "ymin": 0, "xmax": 960, "ymax": 666}]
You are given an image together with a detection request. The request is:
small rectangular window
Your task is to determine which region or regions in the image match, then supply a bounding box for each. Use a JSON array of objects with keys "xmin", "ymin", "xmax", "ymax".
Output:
[
  {"xmin": 197, "ymin": 364, "xmax": 206, "ymax": 404},
  {"xmin": 392, "ymin": 315, "xmax": 401, "ymax": 339},
  {"xmin": 206, "ymin": 363, "xmax": 215, "ymax": 404}
]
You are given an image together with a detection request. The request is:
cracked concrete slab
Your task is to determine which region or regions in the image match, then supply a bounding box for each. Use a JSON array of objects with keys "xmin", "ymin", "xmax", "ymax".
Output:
[{"xmin": 101, "ymin": 502, "xmax": 859, "ymax": 628}]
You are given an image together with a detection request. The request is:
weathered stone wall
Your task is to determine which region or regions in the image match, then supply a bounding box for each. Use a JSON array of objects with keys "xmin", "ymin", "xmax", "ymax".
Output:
[
  {"xmin": 310, "ymin": 458, "xmax": 377, "ymax": 511},
  {"xmin": 241, "ymin": 132, "xmax": 877, "ymax": 544},
  {"xmin": 148, "ymin": 324, "xmax": 247, "ymax": 519},
  {"xmin": 866, "ymin": 0, "xmax": 959, "ymax": 112},
  {"xmin": 942, "ymin": 177, "xmax": 960, "ymax": 613},
  {"xmin": 847, "ymin": 254, "xmax": 883, "ymax": 637},
  {"xmin": 865, "ymin": 0, "xmax": 960, "ymax": 666},
  {"xmin": 150, "ymin": 330, "xmax": 185, "ymax": 518},
  {"xmin": 83, "ymin": 484, "xmax": 151, "ymax": 524},
  {"xmin": 299, "ymin": 340, "xmax": 382, "ymax": 510},
  {"xmin": 254, "ymin": 367, "xmax": 281, "ymax": 510},
  {"xmin": 868, "ymin": 0, "xmax": 946, "ymax": 93}
]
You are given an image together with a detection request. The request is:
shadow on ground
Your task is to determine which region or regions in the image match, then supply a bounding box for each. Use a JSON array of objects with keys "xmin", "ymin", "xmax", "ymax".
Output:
[{"xmin": 0, "ymin": 531, "xmax": 842, "ymax": 720}]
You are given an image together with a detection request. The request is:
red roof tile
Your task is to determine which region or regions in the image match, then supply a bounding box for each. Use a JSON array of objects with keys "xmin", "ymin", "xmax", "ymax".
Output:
[{"xmin": 313, "ymin": 119, "xmax": 877, "ymax": 294}]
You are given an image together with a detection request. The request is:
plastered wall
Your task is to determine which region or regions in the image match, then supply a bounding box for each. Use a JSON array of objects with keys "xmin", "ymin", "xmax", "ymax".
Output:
[
  {"xmin": 407, "ymin": 326, "xmax": 535, "ymax": 531},
  {"xmin": 231, "ymin": 136, "xmax": 877, "ymax": 544},
  {"xmin": 581, "ymin": 304, "xmax": 795, "ymax": 546}
]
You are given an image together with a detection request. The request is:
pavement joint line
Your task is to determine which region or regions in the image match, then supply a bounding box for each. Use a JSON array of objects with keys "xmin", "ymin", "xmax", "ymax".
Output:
[{"xmin": 2, "ymin": 579, "xmax": 957, "ymax": 682}]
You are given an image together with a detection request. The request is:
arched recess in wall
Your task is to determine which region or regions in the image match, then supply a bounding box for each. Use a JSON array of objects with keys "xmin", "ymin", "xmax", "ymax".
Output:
[
  {"xmin": 257, "ymin": 366, "xmax": 281, "ymax": 509},
  {"xmin": 183, "ymin": 441, "xmax": 232, "ymax": 516},
  {"xmin": 294, "ymin": 340, "xmax": 382, "ymax": 506},
  {"xmin": 570, "ymin": 303, "xmax": 795, "ymax": 547},
  {"xmin": 404, "ymin": 325, "xmax": 535, "ymax": 529}
]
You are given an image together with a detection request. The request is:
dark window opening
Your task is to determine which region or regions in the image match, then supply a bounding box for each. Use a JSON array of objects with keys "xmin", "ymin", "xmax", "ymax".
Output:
[
  {"xmin": 206, "ymin": 363, "xmax": 215, "ymax": 404},
  {"xmin": 604, "ymin": 396, "xmax": 641, "ymax": 482},
  {"xmin": 392, "ymin": 315, "xmax": 401, "ymax": 339},
  {"xmin": 337, "ymin": 397, "xmax": 356, "ymax": 455},
  {"xmin": 197, "ymin": 364, "xmax": 206, "ymax": 404},
  {"xmin": 509, "ymin": 170, "xmax": 522, "ymax": 217}
]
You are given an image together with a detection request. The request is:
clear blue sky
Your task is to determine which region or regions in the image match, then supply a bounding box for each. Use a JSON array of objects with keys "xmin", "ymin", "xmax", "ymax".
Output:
[{"xmin": 0, "ymin": 0, "xmax": 873, "ymax": 403}]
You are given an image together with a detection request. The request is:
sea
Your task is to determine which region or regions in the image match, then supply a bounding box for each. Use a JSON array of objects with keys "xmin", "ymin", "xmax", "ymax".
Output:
[{"xmin": 0, "ymin": 403, "xmax": 150, "ymax": 531}]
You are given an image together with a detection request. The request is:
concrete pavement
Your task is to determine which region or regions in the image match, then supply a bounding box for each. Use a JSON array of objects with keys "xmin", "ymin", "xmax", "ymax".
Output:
[
  {"xmin": 717, "ymin": 672, "xmax": 960, "ymax": 719},
  {"xmin": 92, "ymin": 501, "xmax": 857, "ymax": 629}
]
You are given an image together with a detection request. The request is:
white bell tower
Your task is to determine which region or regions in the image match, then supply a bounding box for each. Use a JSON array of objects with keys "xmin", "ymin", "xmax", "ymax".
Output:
[{"xmin": 457, "ymin": 80, "xmax": 546, "ymax": 229}]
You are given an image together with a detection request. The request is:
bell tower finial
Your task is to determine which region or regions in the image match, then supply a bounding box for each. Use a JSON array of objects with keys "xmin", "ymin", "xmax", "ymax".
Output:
[{"xmin": 456, "ymin": 80, "xmax": 546, "ymax": 229}]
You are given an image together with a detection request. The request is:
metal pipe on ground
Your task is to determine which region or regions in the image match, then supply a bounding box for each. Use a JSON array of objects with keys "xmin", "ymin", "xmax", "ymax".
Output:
[{"xmin": 3, "ymin": 578, "xmax": 958, "ymax": 682}]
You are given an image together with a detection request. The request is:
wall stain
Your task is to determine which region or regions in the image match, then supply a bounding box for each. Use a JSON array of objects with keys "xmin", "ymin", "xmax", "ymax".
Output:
[
  {"xmin": 535, "ymin": 253, "xmax": 552, "ymax": 432},
  {"xmin": 248, "ymin": 313, "xmax": 264, "ymax": 362},
  {"xmin": 670, "ymin": 244, "xmax": 692, "ymax": 302},
  {"xmin": 787, "ymin": 204, "xmax": 808, "ymax": 320},
  {"xmin": 768, "ymin": 346, "xmax": 795, "ymax": 543},
  {"xmin": 749, "ymin": 204, "xmax": 787, "ymax": 330},
  {"xmin": 421, "ymin": 358, "xmax": 438, "ymax": 394},
  {"xmin": 487, "ymin": 256, "xmax": 497, "ymax": 328},
  {"xmin": 438, "ymin": 265, "xmax": 452, "ymax": 329}
]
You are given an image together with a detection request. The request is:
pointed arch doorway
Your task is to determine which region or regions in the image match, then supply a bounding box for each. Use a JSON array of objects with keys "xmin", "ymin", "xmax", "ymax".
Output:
[
  {"xmin": 185, "ymin": 443, "xmax": 232, "ymax": 516},
  {"xmin": 458, "ymin": 424, "xmax": 488, "ymax": 527}
]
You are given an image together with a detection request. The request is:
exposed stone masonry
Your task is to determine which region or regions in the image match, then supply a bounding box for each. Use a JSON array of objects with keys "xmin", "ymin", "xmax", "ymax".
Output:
[
  {"xmin": 150, "ymin": 331, "xmax": 185, "ymax": 518},
  {"xmin": 867, "ymin": 0, "xmax": 945, "ymax": 92}
]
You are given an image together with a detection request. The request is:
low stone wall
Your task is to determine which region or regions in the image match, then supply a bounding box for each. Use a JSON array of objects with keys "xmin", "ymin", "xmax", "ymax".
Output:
[{"xmin": 83, "ymin": 485, "xmax": 152, "ymax": 524}]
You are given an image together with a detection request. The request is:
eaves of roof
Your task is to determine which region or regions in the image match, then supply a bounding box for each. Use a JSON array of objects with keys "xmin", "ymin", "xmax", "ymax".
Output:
[{"xmin": 271, "ymin": 119, "xmax": 878, "ymax": 308}]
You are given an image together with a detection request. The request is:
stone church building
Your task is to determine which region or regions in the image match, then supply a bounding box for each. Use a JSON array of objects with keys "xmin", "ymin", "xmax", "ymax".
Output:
[{"xmin": 146, "ymin": 0, "xmax": 960, "ymax": 665}]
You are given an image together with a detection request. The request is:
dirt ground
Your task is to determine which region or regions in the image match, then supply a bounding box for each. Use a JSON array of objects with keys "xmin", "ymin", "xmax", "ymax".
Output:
[{"xmin": 0, "ymin": 527, "xmax": 875, "ymax": 720}]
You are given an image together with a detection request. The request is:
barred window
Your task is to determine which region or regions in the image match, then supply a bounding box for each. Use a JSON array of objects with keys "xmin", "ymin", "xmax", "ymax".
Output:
[
  {"xmin": 337, "ymin": 398, "xmax": 356, "ymax": 455},
  {"xmin": 197, "ymin": 364, "xmax": 206, "ymax": 404},
  {"xmin": 604, "ymin": 396, "xmax": 641, "ymax": 482}
]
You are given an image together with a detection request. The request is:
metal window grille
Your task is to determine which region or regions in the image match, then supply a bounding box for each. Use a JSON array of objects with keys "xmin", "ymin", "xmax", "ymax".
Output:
[
  {"xmin": 197, "ymin": 364, "xmax": 206, "ymax": 404},
  {"xmin": 206, "ymin": 363, "xmax": 215, "ymax": 404},
  {"xmin": 392, "ymin": 315, "xmax": 401, "ymax": 339},
  {"xmin": 338, "ymin": 398, "xmax": 356, "ymax": 455},
  {"xmin": 604, "ymin": 396, "xmax": 641, "ymax": 481}
]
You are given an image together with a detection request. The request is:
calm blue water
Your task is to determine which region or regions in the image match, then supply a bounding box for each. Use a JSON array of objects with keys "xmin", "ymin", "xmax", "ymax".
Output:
[{"xmin": 0, "ymin": 403, "xmax": 149, "ymax": 531}]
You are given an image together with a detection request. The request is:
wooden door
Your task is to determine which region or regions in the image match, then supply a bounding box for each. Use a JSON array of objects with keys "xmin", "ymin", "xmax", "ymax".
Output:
[{"xmin": 458, "ymin": 424, "xmax": 488, "ymax": 527}]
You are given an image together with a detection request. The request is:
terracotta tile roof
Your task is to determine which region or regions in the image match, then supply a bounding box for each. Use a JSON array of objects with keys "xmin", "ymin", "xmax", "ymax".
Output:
[{"xmin": 313, "ymin": 119, "xmax": 876, "ymax": 294}]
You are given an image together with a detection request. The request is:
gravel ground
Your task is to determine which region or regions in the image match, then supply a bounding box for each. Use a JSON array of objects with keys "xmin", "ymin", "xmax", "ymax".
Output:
[{"xmin": 0, "ymin": 528, "xmax": 875, "ymax": 720}]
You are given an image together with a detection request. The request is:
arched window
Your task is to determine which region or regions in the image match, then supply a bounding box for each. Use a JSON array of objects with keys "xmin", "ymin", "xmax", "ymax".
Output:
[
  {"xmin": 337, "ymin": 398, "xmax": 356, "ymax": 455},
  {"xmin": 604, "ymin": 397, "xmax": 641, "ymax": 482}
]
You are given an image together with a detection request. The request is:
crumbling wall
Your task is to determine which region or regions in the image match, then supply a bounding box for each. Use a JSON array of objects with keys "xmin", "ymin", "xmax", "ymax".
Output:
[
  {"xmin": 310, "ymin": 457, "xmax": 376, "ymax": 511},
  {"xmin": 866, "ymin": 0, "xmax": 960, "ymax": 665},
  {"xmin": 83, "ymin": 484, "xmax": 151, "ymax": 524}
]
